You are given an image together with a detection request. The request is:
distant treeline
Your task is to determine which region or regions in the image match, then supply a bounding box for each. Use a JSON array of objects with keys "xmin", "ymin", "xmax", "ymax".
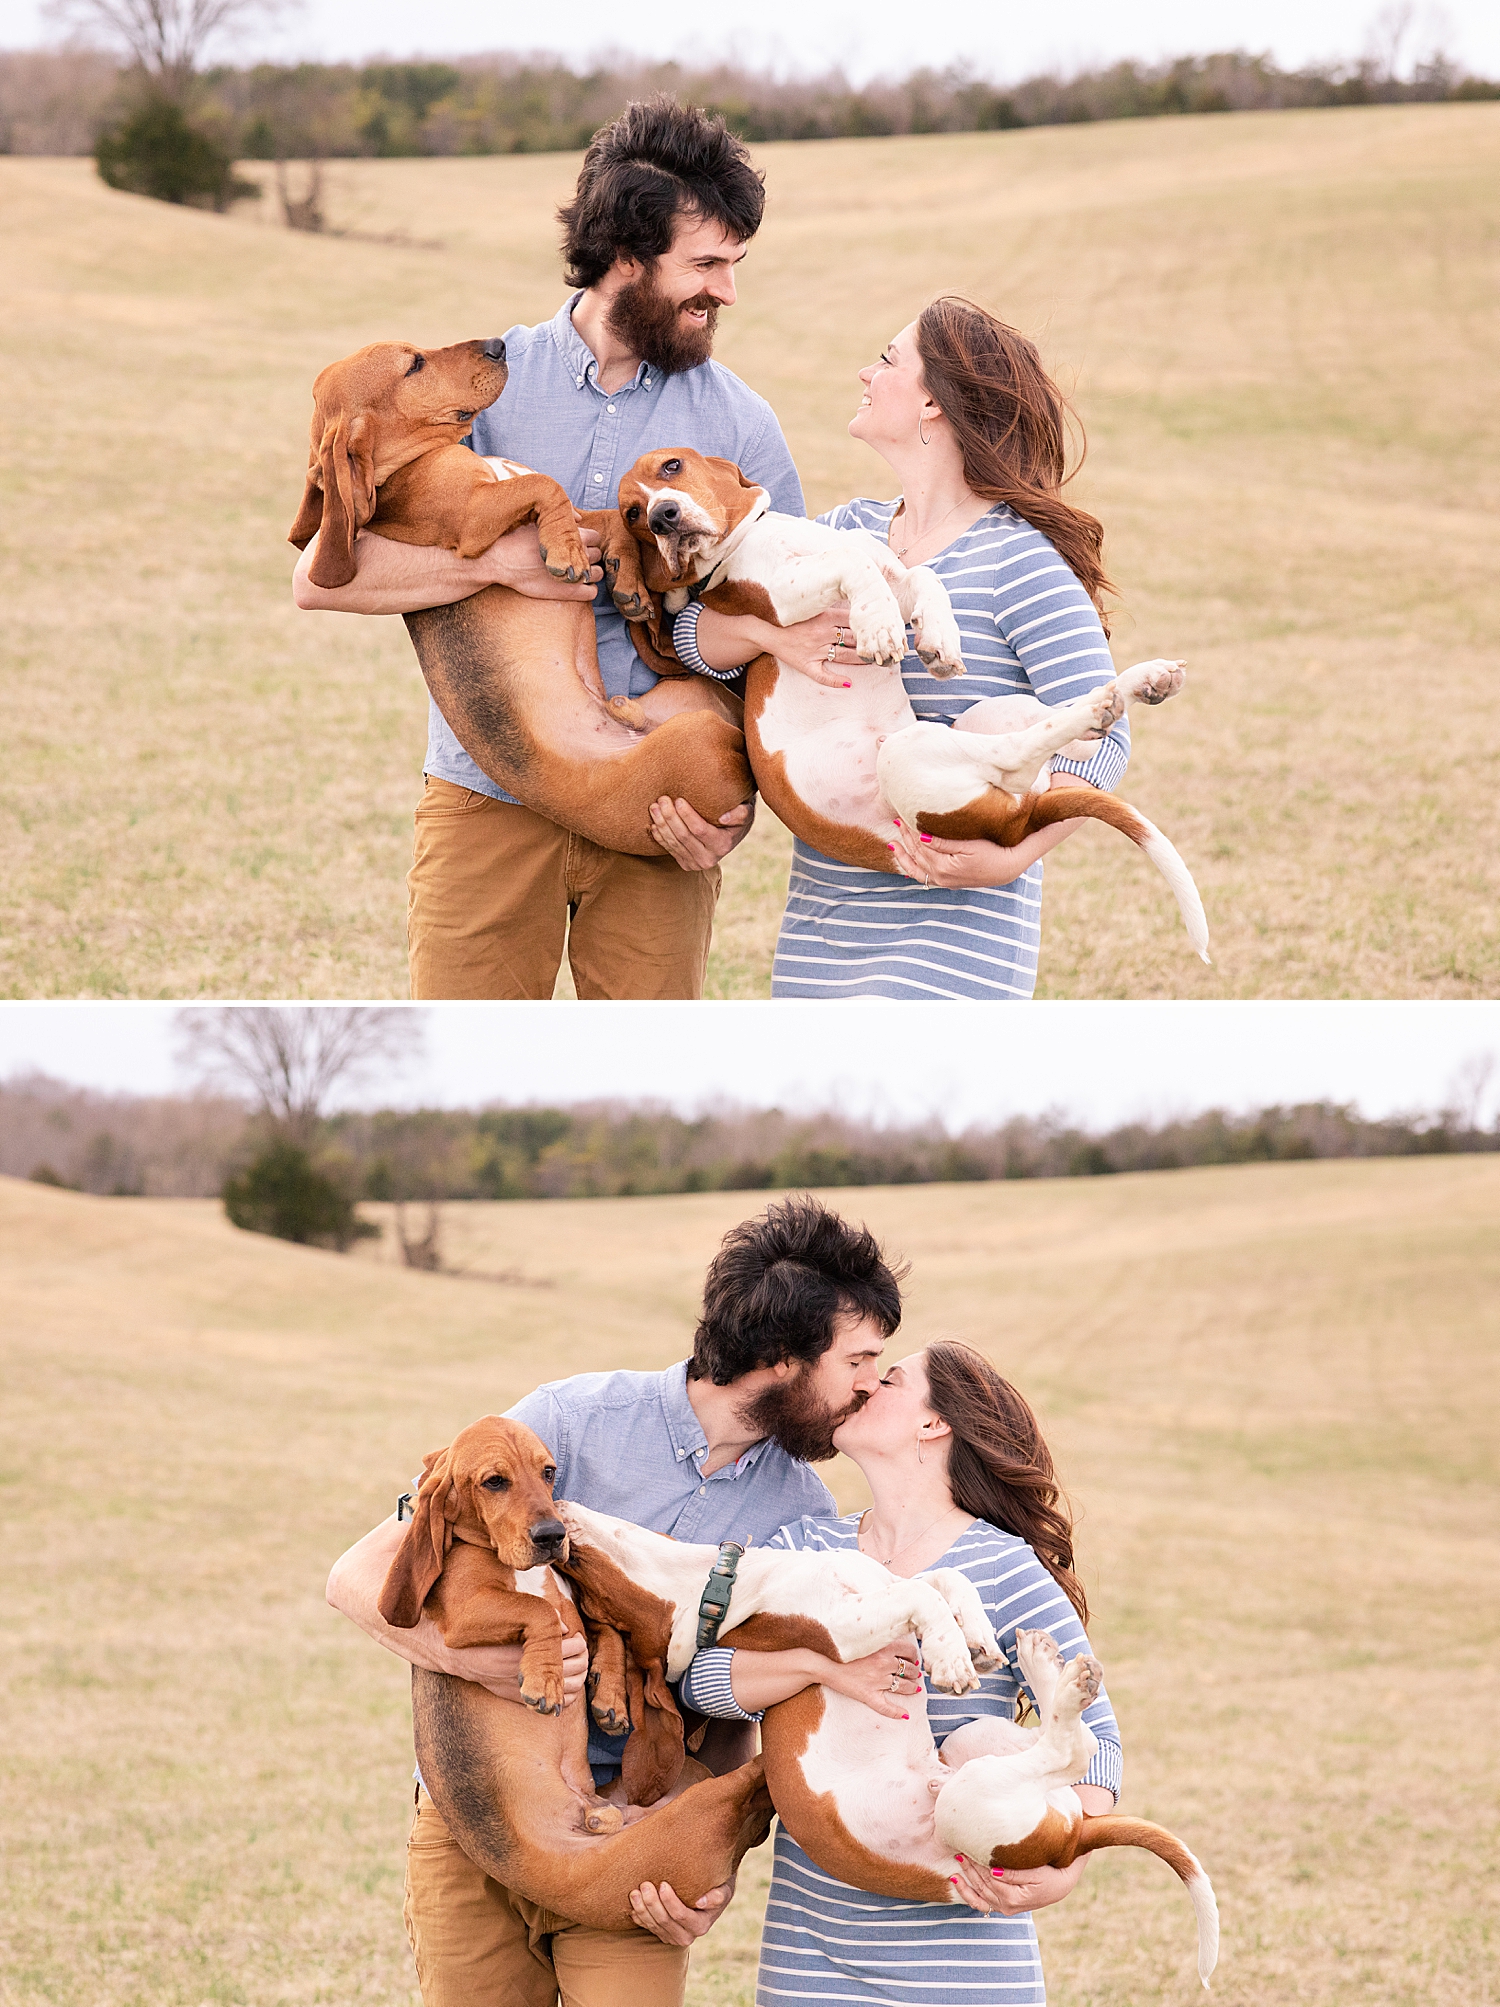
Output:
[
  {"xmin": 4, "ymin": 1072, "xmax": 1495, "ymax": 1203},
  {"xmin": 2, "ymin": 45, "xmax": 1496, "ymax": 158}
]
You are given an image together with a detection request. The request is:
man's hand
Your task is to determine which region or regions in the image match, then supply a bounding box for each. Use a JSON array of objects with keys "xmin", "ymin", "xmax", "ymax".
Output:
[
  {"xmin": 489, "ymin": 520, "xmax": 603, "ymax": 600},
  {"xmin": 648, "ymin": 796, "xmax": 754, "ymax": 872},
  {"xmin": 628, "ymin": 1877, "xmax": 734, "ymax": 1945},
  {"xmin": 949, "ymin": 1854, "xmax": 1088, "ymax": 1916}
]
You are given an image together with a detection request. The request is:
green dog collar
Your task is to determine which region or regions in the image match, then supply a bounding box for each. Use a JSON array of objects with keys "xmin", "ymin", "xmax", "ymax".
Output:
[{"xmin": 695, "ymin": 1541, "xmax": 746, "ymax": 1651}]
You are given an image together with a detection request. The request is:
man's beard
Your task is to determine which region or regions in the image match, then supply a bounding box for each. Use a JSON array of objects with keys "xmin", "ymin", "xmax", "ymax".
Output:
[
  {"xmin": 606, "ymin": 265, "xmax": 719, "ymax": 377},
  {"xmin": 737, "ymin": 1372, "xmax": 869, "ymax": 1464}
]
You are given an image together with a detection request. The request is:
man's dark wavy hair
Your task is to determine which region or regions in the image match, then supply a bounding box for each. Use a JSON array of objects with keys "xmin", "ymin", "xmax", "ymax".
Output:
[
  {"xmin": 689, "ymin": 1196, "xmax": 906, "ymax": 1386},
  {"xmin": 558, "ymin": 95, "xmax": 766, "ymax": 290}
]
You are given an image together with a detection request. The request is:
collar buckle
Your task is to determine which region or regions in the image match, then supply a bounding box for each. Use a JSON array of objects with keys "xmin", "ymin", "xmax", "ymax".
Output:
[{"xmin": 695, "ymin": 1541, "xmax": 746, "ymax": 1651}]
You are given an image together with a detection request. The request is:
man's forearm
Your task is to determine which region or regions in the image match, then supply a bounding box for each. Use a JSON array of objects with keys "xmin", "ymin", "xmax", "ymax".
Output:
[
  {"xmin": 292, "ymin": 530, "xmax": 496, "ymax": 616},
  {"xmin": 325, "ymin": 1515, "xmax": 524, "ymax": 1693}
]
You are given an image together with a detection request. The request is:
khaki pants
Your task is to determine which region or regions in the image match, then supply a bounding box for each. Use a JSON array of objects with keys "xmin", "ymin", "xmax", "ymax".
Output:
[
  {"xmin": 403, "ymin": 1789, "xmax": 689, "ymax": 2007},
  {"xmin": 407, "ymin": 779, "xmax": 720, "ymax": 1000}
]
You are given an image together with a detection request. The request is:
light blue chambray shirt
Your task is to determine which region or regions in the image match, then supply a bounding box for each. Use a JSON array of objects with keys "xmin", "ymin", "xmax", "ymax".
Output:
[
  {"xmin": 506, "ymin": 1360, "xmax": 837, "ymax": 1771},
  {"xmin": 424, "ymin": 294, "xmax": 806, "ymax": 804}
]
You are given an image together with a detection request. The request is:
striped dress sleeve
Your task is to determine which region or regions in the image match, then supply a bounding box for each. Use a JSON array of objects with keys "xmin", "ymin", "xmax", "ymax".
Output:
[{"xmin": 990, "ymin": 524, "xmax": 1130, "ymax": 792}]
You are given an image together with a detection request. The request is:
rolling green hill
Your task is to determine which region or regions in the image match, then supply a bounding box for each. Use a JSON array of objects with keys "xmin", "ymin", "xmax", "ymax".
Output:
[
  {"xmin": 2, "ymin": 104, "xmax": 1498, "ymax": 997},
  {"xmin": 2, "ymin": 1160, "xmax": 1496, "ymax": 2003}
]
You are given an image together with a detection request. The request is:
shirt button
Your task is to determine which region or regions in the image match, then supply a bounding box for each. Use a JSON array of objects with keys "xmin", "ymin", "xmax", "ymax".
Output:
[
  {"xmin": 607, "ymin": 404, "xmax": 616, "ymax": 413},
  {"xmin": 698, "ymin": 1485, "xmax": 706, "ymax": 1495},
  {"xmin": 592, "ymin": 472, "xmax": 604, "ymax": 483}
]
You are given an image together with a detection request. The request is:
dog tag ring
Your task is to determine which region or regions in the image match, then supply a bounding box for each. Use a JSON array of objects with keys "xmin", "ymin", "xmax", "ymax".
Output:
[
  {"xmin": 695, "ymin": 1541, "xmax": 746, "ymax": 1650},
  {"xmin": 397, "ymin": 1491, "xmax": 413, "ymax": 1523}
]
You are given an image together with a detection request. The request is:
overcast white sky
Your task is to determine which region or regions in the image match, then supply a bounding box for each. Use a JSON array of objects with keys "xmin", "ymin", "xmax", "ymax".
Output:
[
  {"xmin": 2, "ymin": 1003, "xmax": 1496, "ymax": 1130},
  {"xmin": 5, "ymin": 0, "xmax": 1494, "ymax": 80}
]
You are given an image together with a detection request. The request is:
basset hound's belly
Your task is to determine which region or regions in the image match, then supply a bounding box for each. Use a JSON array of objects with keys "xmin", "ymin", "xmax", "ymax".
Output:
[
  {"xmin": 791, "ymin": 1691, "xmax": 952, "ymax": 1876},
  {"xmin": 752, "ymin": 660, "xmax": 915, "ymax": 840}
]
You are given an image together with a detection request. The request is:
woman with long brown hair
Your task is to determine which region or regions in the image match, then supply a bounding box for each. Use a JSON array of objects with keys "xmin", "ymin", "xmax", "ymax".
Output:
[
  {"xmin": 681, "ymin": 295, "xmax": 1128, "ymax": 999},
  {"xmin": 679, "ymin": 1339, "xmax": 1121, "ymax": 2004}
]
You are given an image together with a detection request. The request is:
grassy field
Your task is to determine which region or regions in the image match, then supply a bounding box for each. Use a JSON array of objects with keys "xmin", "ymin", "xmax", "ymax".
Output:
[
  {"xmin": 2, "ymin": 1160, "xmax": 1497, "ymax": 2005},
  {"xmin": 1, "ymin": 103, "xmax": 1498, "ymax": 997}
]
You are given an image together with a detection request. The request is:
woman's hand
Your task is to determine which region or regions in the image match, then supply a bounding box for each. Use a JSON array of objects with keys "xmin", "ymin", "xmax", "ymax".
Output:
[
  {"xmin": 765, "ymin": 604, "xmax": 869, "ymax": 689},
  {"xmin": 886, "ymin": 818, "xmax": 1080, "ymax": 889},
  {"xmin": 949, "ymin": 1854, "xmax": 1088, "ymax": 1916},
  {"xmin": 822, "ymin": 1640, "xmax": 925, "ymax": 1719}
]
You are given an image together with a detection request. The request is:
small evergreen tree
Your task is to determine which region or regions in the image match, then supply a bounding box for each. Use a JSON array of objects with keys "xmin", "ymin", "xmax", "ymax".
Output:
[
  {"xmin": 223, "ymin": 1140, "xmax": 375, "ymax": 1251},
  {"xmin": 95, "ymin": 96, "xmax": 256, "ymax": 208}
]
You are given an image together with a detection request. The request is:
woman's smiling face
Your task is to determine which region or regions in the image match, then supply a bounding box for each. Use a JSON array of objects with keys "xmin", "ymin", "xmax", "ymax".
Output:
[{"xmin": 848, "ymin": 320, "xmax": 931, "ymax": 449}]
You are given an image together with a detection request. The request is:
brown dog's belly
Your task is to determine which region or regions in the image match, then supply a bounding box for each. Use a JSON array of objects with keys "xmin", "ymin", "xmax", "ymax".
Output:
[
  {"xmin": 412, "ymin": 1667, "xmax": 773, "ymax": 1928},
  {"xmin": 407, "ymin": 591, "xmax": 753, "ymax": 855}
]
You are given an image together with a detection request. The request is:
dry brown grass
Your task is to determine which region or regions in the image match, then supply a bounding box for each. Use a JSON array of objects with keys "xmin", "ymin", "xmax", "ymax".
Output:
[
  {"xmin": 2, "ymin": 1159, "xmax": 1496, "ymax": 2004},
  {"xmin": 1, "ymin": 104, "xmax": 1497, "ymax": 996}
]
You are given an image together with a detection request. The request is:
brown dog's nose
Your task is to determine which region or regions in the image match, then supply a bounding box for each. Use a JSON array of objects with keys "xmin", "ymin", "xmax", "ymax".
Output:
[
  {"xmin": 530, "ymin": 1518, "xmax": 566, "ymax": 1552},
  {"xmin": 483, "ymin": 337, "xmax": 507, "ymax": 362},
  {"xmin": 648, "ymin": 499, "xmax": 680, "ymax": 533}
]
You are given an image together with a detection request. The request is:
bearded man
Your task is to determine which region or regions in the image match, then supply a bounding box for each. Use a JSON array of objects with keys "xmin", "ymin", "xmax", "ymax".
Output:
[
  {"xmin": 327, "ymin": 1196, "xmax": 905, "ymax": 2007},
  {"xmin": 293, "ymin": 98, "xmax": 803, "ymax": 999}
]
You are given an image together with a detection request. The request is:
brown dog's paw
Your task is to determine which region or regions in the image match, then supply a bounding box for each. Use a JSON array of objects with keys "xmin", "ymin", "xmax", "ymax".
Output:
[
  {"xmin": 539, "ymin": 540, "xmax": 591, "ymax": 583},
  {"xmin": 519, "ymin": 1668, "xmax": 566, "ymax": 1716},
  {"xmin": 590, "ymin": 1696, "xmax": 630, "ymax": 1736}
]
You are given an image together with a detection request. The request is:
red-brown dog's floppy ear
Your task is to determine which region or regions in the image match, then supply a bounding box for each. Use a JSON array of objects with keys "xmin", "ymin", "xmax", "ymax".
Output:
[
  {"xmin": 287, "ymin": 456, "xmax": 324, "ymax": 551},
  {"xmin": 378, "ymin": 1448, "xmax": 457, "ymax": 1629},
  {"xmin": 303, "ymin": 409, "xmax": 378, "ymax": 590}
]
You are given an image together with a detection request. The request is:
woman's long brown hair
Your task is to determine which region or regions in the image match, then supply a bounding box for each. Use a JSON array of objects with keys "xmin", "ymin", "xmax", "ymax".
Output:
[
  {"xmin": 922, "ymin": 1339, "xmax": 1089, "ymax": 1625},
  {"xmin": 914, "ymin": 295, "xmax": 1114, "ymax": 628}
]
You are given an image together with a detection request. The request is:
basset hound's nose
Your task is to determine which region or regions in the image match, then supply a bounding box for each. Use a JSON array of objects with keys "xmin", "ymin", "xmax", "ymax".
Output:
[
  {"xmin": 530, "ymin": 1518, "xmax": 566, "ymax": 1553},
  {"xmin": 482, "ymin": 337, "xmax": 507, "ymax": 362},
  {"xmin": 648, "ymin": 499, "xmax": 680, "ymax": 533}
]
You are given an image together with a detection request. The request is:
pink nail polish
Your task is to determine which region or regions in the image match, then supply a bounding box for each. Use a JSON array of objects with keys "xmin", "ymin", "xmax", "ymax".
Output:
[
  {"xmin": 843, "ymin": 681, "xmax": 852, "ymax": 688},
  {"xmin": 901, "ymin": 1711, "xmax": 909, "ymax": 1719},
  {"xmin": 920, "ymin": 834, "xmax": 933, "ymax": 844},
  {"xmin": 949, "ymin": 1876, "xmax": 959, "ymax": 1885},
  {"xmin": 954, "ymin": 1854, "xmax": 964, "ymax": 1863},
  {"xmin": 893, "ymin": 818, "xmax": 901, "ymax": 827},
  {"xmin": 992, "ymin": 1869, "xmax": 1005, "ymax": 1879}
]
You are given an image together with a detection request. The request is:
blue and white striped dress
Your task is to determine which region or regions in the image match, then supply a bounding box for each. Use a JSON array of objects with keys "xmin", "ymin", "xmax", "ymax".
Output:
[
  {"xmin": 771, "ymin": 500, "xmax": 1127, "ymax": 1001},
  {"xmin": 682, "ymin": 1513, "xmax": 1122, "ymax": 2006}
]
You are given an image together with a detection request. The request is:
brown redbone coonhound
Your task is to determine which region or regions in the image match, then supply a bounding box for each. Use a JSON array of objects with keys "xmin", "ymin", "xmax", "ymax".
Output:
[
  {"xmin": 377, "ymin": 1416, "xmax": 772, "ymax": 1930},
  {"xmin": 288, "ymin": 340, "xmax": 752, "ymax": 853}
]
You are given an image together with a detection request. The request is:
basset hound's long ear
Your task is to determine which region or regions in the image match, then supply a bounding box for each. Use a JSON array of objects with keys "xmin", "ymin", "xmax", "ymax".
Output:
[
  {"xmin": 378, "ymin": 1447, "xmax": 459, "ymax": 1629},
  {"xmin": 289, "ymin": 406, "xmax": 377, "ymax": 589},
  {"xmin": 701, "ymin": 453, "xmax": 762, "ymax": 495}
]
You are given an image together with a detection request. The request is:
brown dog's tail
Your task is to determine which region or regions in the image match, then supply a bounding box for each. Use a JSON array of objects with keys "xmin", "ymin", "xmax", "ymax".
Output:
[
  {"xmin": 1074, "ymin": 1816, "xmax": 1219, "ymax": 1987},
  {"xmin": 1024, "ymin": 789, "xmax": 1211, "ymax": 964}
]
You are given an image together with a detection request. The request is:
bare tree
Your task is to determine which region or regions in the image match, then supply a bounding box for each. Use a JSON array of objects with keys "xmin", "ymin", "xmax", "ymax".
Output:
[
  {"xmin": 1446, "ymin": 1051, "xmax": 1497, "ymax": 1134},
  {"xmin": 175, "ymin": 1006, "xmax": 425, "ymax": 1145},
  {"xmin": 43, "ymin": 0, "xmax": 294, "ymax": 100},
  {"xmin": 1367, "ymin": 1, "xmax": 1417, "ymax": 82}
]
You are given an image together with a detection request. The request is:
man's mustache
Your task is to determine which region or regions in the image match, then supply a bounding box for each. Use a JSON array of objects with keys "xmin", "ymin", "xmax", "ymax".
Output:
[{"xmin": 833, "ymin": 1388, "xmax": 871, "ymax": 1425}]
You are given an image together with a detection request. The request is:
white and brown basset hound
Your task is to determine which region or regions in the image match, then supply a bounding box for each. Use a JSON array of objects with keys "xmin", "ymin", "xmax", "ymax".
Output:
[
  {"xmin": 613, "ymin": 448, "xmax": 1210, "ymax": 961},
  {"xmin": 382, "ymin": 1419, "xmax": 1217, "ymax": 1987}
]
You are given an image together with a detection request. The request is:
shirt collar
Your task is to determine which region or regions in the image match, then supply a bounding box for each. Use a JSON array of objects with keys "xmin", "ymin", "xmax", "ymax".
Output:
[
  {"xmin": 660, "ymin": 1360, "xmax": 768, "ymax": 1476},
  {"xmin": 550, "ymin": 291, "xmax": 654, "ymax": 395},
  {"xmin": 661, "ymin": 1359, "xmax": 708, "ymax": 1463}
]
